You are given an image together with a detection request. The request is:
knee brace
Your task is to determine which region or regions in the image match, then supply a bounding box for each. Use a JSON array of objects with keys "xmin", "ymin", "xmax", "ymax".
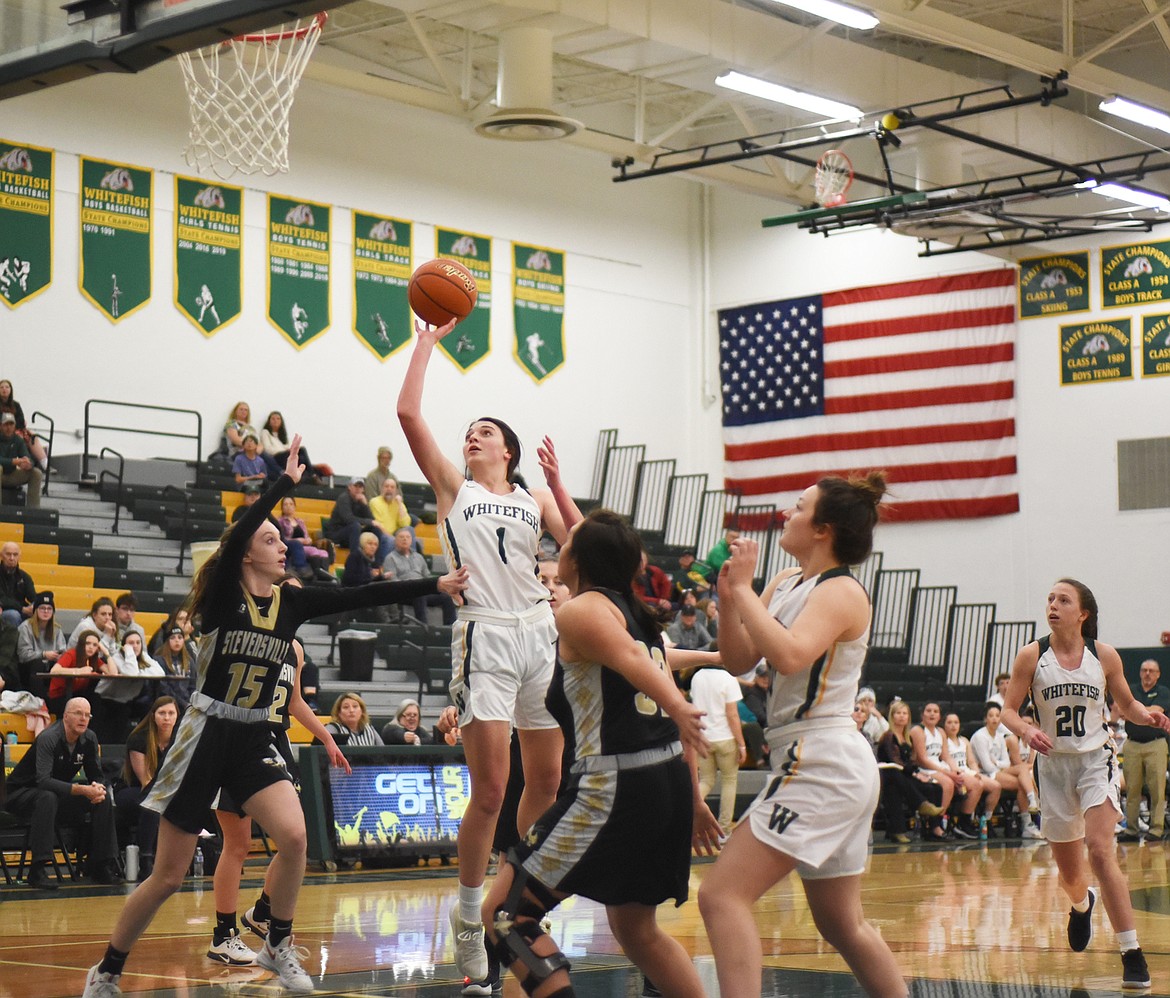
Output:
[{"xmin": 489, "ymin": 865, "xmax": 571, "ymax": 995}]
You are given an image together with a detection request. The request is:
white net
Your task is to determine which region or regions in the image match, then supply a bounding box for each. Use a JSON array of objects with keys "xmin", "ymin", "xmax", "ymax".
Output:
[
  {"xmin": 814, "ymin": 149, "xmax": 853, "ymax": 207},
  {"xmin": 177, "ymin": 13, "xmax": 325, "ymax": 179}
]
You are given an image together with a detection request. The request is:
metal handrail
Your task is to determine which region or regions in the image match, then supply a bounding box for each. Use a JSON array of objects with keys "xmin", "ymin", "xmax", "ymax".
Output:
[
  {"xmin": 29, "ymin": 410, "xmax": 54, "ymax": 497},
  {"xmin": 97, "ymin": 447, "xmax": 125, "ymax": 535},
  {"xmin": 83, "ymin": 400, "xmax": 203, "ymax": 480},
  {"xmin": 162, "ymin": 484, "xmax": 193, "ymax": 574}
]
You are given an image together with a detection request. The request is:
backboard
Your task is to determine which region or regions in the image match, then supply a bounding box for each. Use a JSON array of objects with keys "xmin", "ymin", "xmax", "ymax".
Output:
[{"xmin": 0, "ymin": 0, "xmax": 344, "ymax": 100}]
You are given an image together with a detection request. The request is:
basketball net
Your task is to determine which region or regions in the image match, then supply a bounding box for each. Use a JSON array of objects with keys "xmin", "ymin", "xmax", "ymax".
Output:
[
  {"xmin": 177, "ymin": 12, "xmax": 326, "ymax": 179},
  {"xmin": 814, "ymin": 148, "xmax": 853, "ymax": 208}
]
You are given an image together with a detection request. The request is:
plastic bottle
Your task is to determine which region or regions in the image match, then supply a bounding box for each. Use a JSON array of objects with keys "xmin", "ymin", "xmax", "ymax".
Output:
[
  {"xmin": 193, "ymin": 847, "xmax": 204, "ymax": 879},
  {"xmin": 978, "ymin": 812, "xmax": 988, "ymax": 841},
  {"xmin": 124, "ymin": 844, "xmax": 140, "ymax": 882}
]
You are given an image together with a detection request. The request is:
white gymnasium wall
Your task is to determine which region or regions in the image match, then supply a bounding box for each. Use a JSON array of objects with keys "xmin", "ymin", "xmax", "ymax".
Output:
[
  {"xmin": 1, "ymin": 64, "xmax": 718, "ymax": 496},
  {"xmin": 708, "ymin": 186, "xmax": 1170, "ymax": 646}
]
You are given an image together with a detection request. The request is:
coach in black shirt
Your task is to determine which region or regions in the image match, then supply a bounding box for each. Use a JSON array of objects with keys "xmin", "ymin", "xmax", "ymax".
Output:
[
  {"xmin": 1121, "ymin": 659, "xmax": 1170, "ymax": 841},
  {"xmin": 5, "ymin": 697, "xmax": 121, "ymax": 888}
]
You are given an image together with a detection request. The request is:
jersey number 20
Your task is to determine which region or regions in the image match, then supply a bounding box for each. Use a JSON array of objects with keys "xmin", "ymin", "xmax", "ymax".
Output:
[{"xmin": 1055, "ymin": 704, "xmax": 1086, "ymax": 738}]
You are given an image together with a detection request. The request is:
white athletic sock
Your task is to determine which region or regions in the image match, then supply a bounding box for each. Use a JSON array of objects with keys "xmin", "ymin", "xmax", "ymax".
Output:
[
  {"xmin": 1118, "ymin": 929, "xmax": 1139, "ymax": 953},
  {"xmin": 1072, "ymin": 894, "xmax": 1091, "ymax": 913},
  {"xmin": 1027, "ymin": 791, "xmax": 1038, "ymax": 809},
  {"xmin": 459, "ymin": 883, "xmax": 484, "ymax": 925}
]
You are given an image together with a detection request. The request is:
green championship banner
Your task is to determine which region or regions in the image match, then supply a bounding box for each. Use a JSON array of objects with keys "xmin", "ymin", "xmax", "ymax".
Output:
[
  {"xmin": 512, "ymin": 243, "xmax": 565, "ymax": 383},
  {"xmin": 174, "ymin": 176, "xmax": 242, "ymax": 336},
  {"xmin": 435, "ymin": 227, "xmax": 492, "ymax": 371},
  {"xmin": 1060, "ymin": 318, "xmax": 1132, "ymax": 386},
  {"xmin": 353, "ymin": 212, "xmax": 412, "ymax": 360},
  {"xmin": 1141, "ymin": 314, "xmax": 1170, "ymax": 378},
  {"xmin": 268, "ymin": 194, "xmax": 331, "ymax": 349},
  {"xmin": 80, "ymin": 156, "xmax": 152, "ymax": 322},
  {"xmin": 1018, "ymin": 252, "xmax": 1089, "ymax": 318},
  {"xmin": 0, "ymin": 139, "xmax": 53, "ymax": 308},
  {"xmin": 1101, "ymin": 239, "xmax": 1170, "ymax": 309}
]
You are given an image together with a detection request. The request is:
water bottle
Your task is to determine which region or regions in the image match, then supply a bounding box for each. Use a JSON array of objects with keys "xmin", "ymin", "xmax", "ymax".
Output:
[
  {"xmin": 124, "ymin": 844, "xmax": 140, "ymax": 882},
  {"xmin": 193, "ymin": 847, "xmax": 204, "ymax": 879},
  {"xmin": 978, "ymin": 812, "xmax": 988, "ymax": 841},
  {"xmin": 5, "ymin": 732, "xmax": 17, "ymax": 746}
]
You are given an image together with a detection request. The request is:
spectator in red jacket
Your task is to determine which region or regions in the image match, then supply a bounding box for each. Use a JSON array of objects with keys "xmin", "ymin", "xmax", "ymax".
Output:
[{"xmin": 632, "ymin": 552, "xmax": 672, "ymax": 611}]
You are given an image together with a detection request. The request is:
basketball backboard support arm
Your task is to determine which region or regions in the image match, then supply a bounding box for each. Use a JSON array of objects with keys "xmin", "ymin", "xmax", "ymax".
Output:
[{"xmin": 0, "ymin": 0, "xmax": 352, "ymax": 101}]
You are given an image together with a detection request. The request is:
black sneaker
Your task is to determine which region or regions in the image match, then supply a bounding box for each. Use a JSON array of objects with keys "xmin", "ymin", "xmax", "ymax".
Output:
[
  {"xmin": 1067, "ymin": 887, "xmax": 1096, "ymax": 952},
  {"xmin": 1122, "ymin": 948, "xmax": 1150, "ymax": 990},
  {"xmin": 952, "ymin": 820, "xmax": 978, "ymax": 840}
]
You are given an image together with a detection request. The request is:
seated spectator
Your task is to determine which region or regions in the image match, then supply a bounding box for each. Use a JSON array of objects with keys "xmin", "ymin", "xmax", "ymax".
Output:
[
  {"xmin": 0, "ymin": 411, "xmax": 43, "ymax": 508},
  {"xmin": 95, "ymin": 632, "xmax": 164, "ymax": 743},
  {"xmin": 381, "ymin": 698, "xmax": 435, "ymax": 746},
  {"xmin": 68, "ymin": 597, "xmax": 119, "ymax": 657},
  {"xmin": 16, "ymin": 591, "xmax": 64, "ymax": 695},
  {"xmin": 876, "ymin": 700, "xmax": 945, "ymax": 844},
  {"xmin": 324, "ymin": 691, "xmax": 384, "ymax": 746},
  {"xmin": 153, "ymin": 626, "xmax": 196, "ymax": 712},
  {"xmin": 943, "ymin": 711, "xmax": 1001, "ymax": 838},
  {"xmin": 1, "ymin": 541, "xmax": 36, "ymax": 628},
  {"xmin": 231, "ymin": 480, "xmax": 265, "ymax": 523},
  {"xmin": 382, "ymin": 528, "xmax": 457, "ymax": 625},
  {"xmin": 47, "ymin": 629, "xmax": 112, "ymax": 717},
  {"xmin": 327, "ymin": 478, "xmax": 392, "ymax": 562},
  {"xmin": 666, "ymin": 604, "xmax": 712, "ymax": 650},
  {"xmin": 261, "ymin": 410, "xmax": 326, "ymax": 484},
  {"xmin": 697, "ymin": 596, "xmax": 719, "ymax": 640},
  {"xmin": 969, "ymin": 701, "xmax": 1041, "ymax": 837},
  {"xmin": 988, "ymin": 672, "xmax": 1011, "ymax": 707},
  {"xmin": 706, "ymin": 528, "xmax": 740, "ymax": 575},
  {"xmin": 113, "ymin": 592, "xmax": 147, "ymax": 647},
  {"xmin": 741, "ymin": 661, "xmax": 768, "ymax": 726},
  {"xmin": 221, "ymin": 400, "xmax": 281, "ymax": 477},
  {"xmin": 277, "ymin": 496, "xmax": 335, "ymax": 581},
  {"xmin": 364, "ymin": 445, "xmax": 397, "ymax": 498},
  {"xmin": 148, "ymin": 607, "xmax": 195, "ymax": 657},
  {"xmin": 369, "ymin": 477, "xmax": 413, "ymax": 539},
  {"xmin": 0, "ymin": 378, "xmax": 48, "ymax": 469},
  {"xmin": 690, "ymin": 665, "xmax": 746, "ymax": 835},
  {"xmin": 343, "ymin": 532, "xmax": 384, "ymax": 586},
  {"xmin": 235, "ymin": 484, "xmax": 313, "ymax": 580},
  {"xmin": 232, "ymin": 433, "xmax": 275, "ymax": 485},
  {"xmin": 4, "ymin": 697, "xmax": 121, "ymax": 888},
  {"xmin": 632, "ymin": 552, "xmax": 672, "ymax": 612},
  {"xmin": 671, "ymin": 550, "xmax": 714, "ymax": 601},
  {"xmin": 855, "ymin": 687, "xmax": 889, "ymax": 750},
  {"xmin": 114, "ymin": 696, "xmax": 179, "ymax": 880}
]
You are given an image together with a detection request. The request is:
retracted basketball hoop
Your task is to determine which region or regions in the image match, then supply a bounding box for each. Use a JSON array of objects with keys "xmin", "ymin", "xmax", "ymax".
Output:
[
  {"xmin": 177, "ymin": 12, "xmax": 326, "ymax": 179},
  {"xmin": 814, "ymin": 148, "xmax": 854, "ymax": 208}
]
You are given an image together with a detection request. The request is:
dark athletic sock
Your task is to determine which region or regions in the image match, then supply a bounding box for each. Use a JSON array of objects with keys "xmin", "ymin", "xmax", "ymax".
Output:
[
  {"xmin": 98, "ymin": 945, "xmax": 130, "ymax": 977},
  {"xmin": 268, "ymin": 916, "xmax": 293, "ymax": 950}
]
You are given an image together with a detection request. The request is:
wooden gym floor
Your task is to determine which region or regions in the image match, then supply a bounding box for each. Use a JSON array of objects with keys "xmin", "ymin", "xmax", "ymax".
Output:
[{"xmin": 1, "ymin": 837, "xmax": 1167, "ymax": 997}]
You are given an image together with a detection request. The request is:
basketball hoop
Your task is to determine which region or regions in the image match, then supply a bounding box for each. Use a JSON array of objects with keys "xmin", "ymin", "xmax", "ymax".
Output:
[
  {"xmin": 814, "ymin": 148, "xmax": 854, "ymax": 208},
  {"xmin": 177, "ymin": 12, "xmax": 326, "ymax": 179}
]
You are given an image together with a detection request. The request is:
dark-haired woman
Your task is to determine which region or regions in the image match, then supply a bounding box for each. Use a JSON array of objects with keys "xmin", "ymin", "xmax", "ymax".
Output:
[
  {"xmin": 1001, "ymin": 579, "xmax": 1170, "ymax": 991},
  {"xmin": 261, "ymin": 411, "xmax": 324, "ymax": 485},
  {"xmin": 698, "ymin": 475, "xmax": 908, "ymax": 998},
  {"xmin": 82, "ymin": 438, "xmax": 467, "ymax": 998},
  {"xmin": 398, "ymin": 317, "xmax": 580, "ymax": 986},
  {"xmin": 481, "ymin": 510, "xmax": 713, "ymax": 998}
]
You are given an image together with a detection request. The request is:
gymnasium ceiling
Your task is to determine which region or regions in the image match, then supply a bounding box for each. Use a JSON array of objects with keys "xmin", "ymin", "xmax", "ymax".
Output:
[{"xmin": 302, "ymin": 0, "xmax": 1170, "ymax": 252}]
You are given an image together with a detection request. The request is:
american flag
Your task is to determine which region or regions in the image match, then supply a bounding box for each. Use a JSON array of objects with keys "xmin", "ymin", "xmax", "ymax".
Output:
[{"xmin": 719, "ymin": 268, "xmax": 1018, "ymax": 522}]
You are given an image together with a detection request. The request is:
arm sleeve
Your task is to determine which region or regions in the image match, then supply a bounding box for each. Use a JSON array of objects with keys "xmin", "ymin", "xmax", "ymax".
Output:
[
  {"xmin": 203, "ymin": 475, "xmax": 296, "ymax": 629},
  {"xmin": 286, "ymin": 576, "xmax": 440, "ymax": 626}
]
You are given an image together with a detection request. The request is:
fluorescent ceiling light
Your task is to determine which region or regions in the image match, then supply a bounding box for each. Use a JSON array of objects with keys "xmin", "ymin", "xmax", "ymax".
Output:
[
  {"xmin": 716, "ymin": 71, "xmax": 863, "ymax": 121},
  {"xmin": 766, "ymin": 0, "xmax": 879, "ymax": 30},
  {"xmin": 1099, "ymin": 96, "xmax": 1170, "ymax": 134},
  {"xmin": 1091, "ymin": 182, "xmax": 1170, "ymax": 211}
]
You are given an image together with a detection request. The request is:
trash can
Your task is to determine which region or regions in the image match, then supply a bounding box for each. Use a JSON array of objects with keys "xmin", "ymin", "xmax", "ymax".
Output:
[
  {"xmin": 190, "ymin": 540, "xmax": 219, "ymax": 576},
  {"xmin": 337, "ymin": 629, "xmax": 377, "ymax": 682}
]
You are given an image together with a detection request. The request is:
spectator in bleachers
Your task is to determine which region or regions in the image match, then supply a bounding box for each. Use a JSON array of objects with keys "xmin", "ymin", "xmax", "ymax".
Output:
[
  {"xmin": 969, "ymin": 701, "xmax": 1041, "ymax": 836},
  {"xmin": 632, "ymin": 552, "xmax": 673, "ymax": 612},
  {"xmin": 114, "ymin": 695, "xmax": 179, "ymax": 881},
  {"xmin": 382, "ymin": 527, "xmax": 457, "ymax": 625},
  {"xmin": 154, "ymin": 626, "xmax": 195, "ymax": 711},
  {"xmin": 261, "ymin": 411, "xmax": 323, "ymax": 485},
  {"xmin": 232, "ymin": 433, "xmax": 276, "ymax": 486},
  {"xmin": 277, "ymin": 496, "xmax": 335, "ymax": 582},
  {"xmin": 0, "ymin": 540, "xmax": 36, "ymax": 627},
  {"xmin": 706, "ymin": 528, "xmax": 740, "ymax": 575},
  {"xmin": 48, "ymin": 629, "xmax": 113, "ymax": 717},
  {"xmin": 877, "ymin": 699, "xmax": 946, "ymax": 843},
  {"xmin": 698, "ymin": 596, "xmax": 719, "ymax": 640},
  {"xmin": 328, "ymin": 477, "xmax": 393, "ymax": 562},
  {"xmin": 114, "ymin": 592, "xmax": 147, "ymax": 647},
  {"xmin": 944, "ymin": 711, "xmax": 1001, "ymax": 838},
  {"xmin": 740, "ymin": 661, "xmax": 769, "ymax": 727},
  {"xmin": 988, "ymin": 672, "xmax": 1011, "ymax": 707},
  {"xmin": 342, "ymin": 531, "xmax": 385, "ymax": 586},
  {"xmin": 382, "ymin": 697, "xmax": 435, "ymax": 745},
  {"xmin": 856, "ymin": 687, "xmax": 889, "ymax": 749},
  {"xmin": 230, "ymin": 480, "xmax": 265, "ymax": 523},
  {"xmin": 235, "ymin": 485, "xmax": 313, "ymax": 581},
  {"xmin": 690, "ymin": 664, "xmax": 746, "ymax": 834},
  {"xmin": 222, "ymin": 401, "xmax": 281, "ymax": 480},
  {"xmin": 369, "ymin": 477, "xmax": 413, "ymax": 537},
  {"xmin": 0, "ymin": 411, "xmax": 43, "ymax": 508},
  {"xmin": 363, "ymin": 445, "xmax": 397, "ymax": 498},
  {"xmin": 95, "ymin": 631, "xmax": 164, "ymax": 743},
  {"xmin": 671, "ymin": 550, "xmax": 714, "ymax": 601},
  {"xmin": 325, "ymin": 691, "xmax": 384, "ymax": 746},
  {"xmin": 5, "ymin": 697, "xmax": 121, "ymax": 888},
  {"xmin": 148, "ymin": 607, "xmax": 195, "ymax": 658},
  {"xmin": 16, "ymin": 591, "xmax": 64, "ymax": 695},
  {"xmin": 69, "ymin": 596, "xmax": 119, "ymax": 657},
  {"xmin": 666, "ymin": 604, "xmax": 713, "ymax": 651},
  {"xmin": 0, "ymin": 378, "xmax": 48, "ymax": 470}
]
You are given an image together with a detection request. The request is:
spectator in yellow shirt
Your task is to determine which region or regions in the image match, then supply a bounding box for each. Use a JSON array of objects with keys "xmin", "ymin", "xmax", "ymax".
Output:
[{"xmin": 369, "ymin": 477, "xmax": 413, "ymax": 536}]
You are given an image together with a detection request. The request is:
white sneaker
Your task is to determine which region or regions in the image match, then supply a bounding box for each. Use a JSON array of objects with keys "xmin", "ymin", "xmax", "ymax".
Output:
[
  {"xmin": 82, "ymin": 965, "xmax": 122, "ymax": 998},
  {"xmin": 208, "ymin": 929, "xmax": 258, "ymax": 965},
  {"xmin": 1022, "ymin": 823, "xmax": 1045, "ymax": 840},
  {"xmin": 256, "ymin": 936, "xmax": 313, "ymax": 993},
  {"xmin": 449, "ymin": 906, "xmax": 488, "ymax": 982},
  {"xmin": 241, "ymin": 906, "xmax": 270, "ymax": 941}
]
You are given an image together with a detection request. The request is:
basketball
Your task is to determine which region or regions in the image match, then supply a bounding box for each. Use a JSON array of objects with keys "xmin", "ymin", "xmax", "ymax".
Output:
[{"xmin": 408, "ymin": 259, "xmax": 478, "ymax": 326}]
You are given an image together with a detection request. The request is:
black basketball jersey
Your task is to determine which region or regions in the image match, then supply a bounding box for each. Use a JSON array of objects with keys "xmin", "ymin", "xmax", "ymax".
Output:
[{"xmin": 547, "ymin": 588, "xmax": 679, "ymax": 760}]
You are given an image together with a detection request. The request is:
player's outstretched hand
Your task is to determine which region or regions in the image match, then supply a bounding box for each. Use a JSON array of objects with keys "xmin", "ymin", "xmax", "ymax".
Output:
[
  {"xmin": 284, "ymin": 433, "xmax": 306, "ymax": 484},
  {"xmin": 692, "ymin": 800, "xmax": 724, "ymax": 857},
  {"xmin": 537, "ymin": 436, "xmax": 561, "ymax": 490},
  {"xmin": 438, "ymin": 565, "xmax": 470, "ymax": 604},
  {"xmin": 414, "ymin": 316, "xmax": 458, "ymax": 343},
  {"xmin": 323, "ymin": 733, "xmax": 352, "ymax": 774}
]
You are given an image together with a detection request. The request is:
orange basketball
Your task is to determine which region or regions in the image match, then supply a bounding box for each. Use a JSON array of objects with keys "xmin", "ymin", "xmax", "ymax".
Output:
[{"xmin": 408, "ymin": 259, "xmax": 478, "ymax": 326}]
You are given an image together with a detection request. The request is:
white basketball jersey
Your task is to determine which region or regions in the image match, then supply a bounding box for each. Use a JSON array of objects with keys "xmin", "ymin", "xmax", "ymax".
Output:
[
  {"xmin": 921, "ymin": 725, "xmax": 943, "ymax": 763},
  {"xmin": 947, "ymin": 735, "xmax": 970, "ymax": 772},
  {"xmin": 440, "ymin": 479, "xmax": 549, "ymax": 611},
  {"xmin": 764, "ymin": 566, "xmax": 869, "ymax": 730},
  {"xmin": 1030, "ymin": 636, "xmax": 1110, "ymax": 754}
]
